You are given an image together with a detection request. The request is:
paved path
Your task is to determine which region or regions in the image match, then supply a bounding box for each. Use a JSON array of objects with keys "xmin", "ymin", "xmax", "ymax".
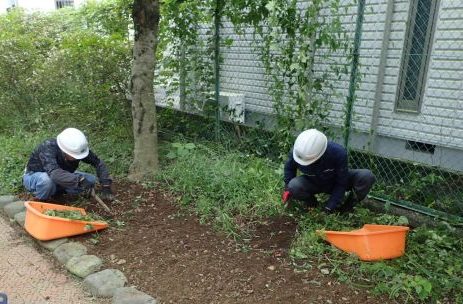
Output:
[{"xmin": 0, "ymin": 216, "xmax": 108, "ymax": 304}]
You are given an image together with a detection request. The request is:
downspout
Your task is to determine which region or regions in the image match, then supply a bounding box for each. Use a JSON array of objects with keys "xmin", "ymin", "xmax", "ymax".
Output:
[{"xmin": 369, "ymin": 0, "xmax": 394, "ymax": 152}]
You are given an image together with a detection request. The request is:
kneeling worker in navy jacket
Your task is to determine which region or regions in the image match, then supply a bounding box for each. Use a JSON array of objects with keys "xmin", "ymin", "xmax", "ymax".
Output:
[{"xmin": 282, "ymin": 129, "xmax": 375, "ymax": 213}]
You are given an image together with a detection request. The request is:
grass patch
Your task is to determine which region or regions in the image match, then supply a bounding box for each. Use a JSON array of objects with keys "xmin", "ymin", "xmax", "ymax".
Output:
[
  {"xmin": 157, "ymin": 140, "xmax": 283, "ymax": 238},
  {"xmin": 292, "ymin": 209, "xmax": 463, "ymax": 303}
]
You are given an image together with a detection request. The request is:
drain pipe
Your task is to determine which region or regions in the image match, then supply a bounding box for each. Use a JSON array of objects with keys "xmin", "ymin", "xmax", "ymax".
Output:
[{"xmin": 369, "ymin": 195, "xmax": 463, "ymax": 226}]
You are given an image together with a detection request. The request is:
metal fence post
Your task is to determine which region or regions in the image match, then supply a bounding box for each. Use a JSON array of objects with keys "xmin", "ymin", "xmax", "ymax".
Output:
[
  {"xmin": 179, "ymin": 46, "xmax": 186, "ymax": 111},
  {"xmin": 213, "ymin": 0, "xmax": 222, "ymax": 141},
  {"xmin": 343, "ymin": 0, "xmax": 365, "ymax": 148}
]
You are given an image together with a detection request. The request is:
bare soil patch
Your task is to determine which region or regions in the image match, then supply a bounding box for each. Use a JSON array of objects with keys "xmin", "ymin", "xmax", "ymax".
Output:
[{"xmin": 30, "ymin": 181, "xmax": 393, "ymax": 303}]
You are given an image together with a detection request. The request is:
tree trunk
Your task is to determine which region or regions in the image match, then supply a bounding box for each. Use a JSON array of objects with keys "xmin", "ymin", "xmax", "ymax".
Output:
[{"xmin": 128, "ymin": 0, "xmax": 160, "ymax": 181}]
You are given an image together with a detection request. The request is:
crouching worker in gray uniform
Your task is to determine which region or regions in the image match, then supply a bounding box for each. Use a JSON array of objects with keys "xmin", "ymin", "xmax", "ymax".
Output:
[
  {"xmin": 282, "ymin": 129, "xmax": 375, "ymax": 213},
  {"xmin": 23, "ymin": 128, "xmax": 114, "ymax": 202}
]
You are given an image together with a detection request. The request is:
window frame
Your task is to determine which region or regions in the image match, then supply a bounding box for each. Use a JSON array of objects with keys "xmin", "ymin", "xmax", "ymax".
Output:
[
  {"xmin": 395, "ymin": 0, "xmax": 440, "ymax": 113},
  {"xmin": 55, "ymin": 0, "xmax": 74, "ymax": 9}
]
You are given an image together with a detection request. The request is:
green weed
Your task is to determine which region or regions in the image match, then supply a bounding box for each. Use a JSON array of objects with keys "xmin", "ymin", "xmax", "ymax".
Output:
[
  {"xmin": 0, "ymin": 131, "xmax": 48, "ymax": 194},
  {"xmin": 158, "ymin": 140, "xmax": 282, "ymax": 238},
  {"xmin": 44, "ymin": 209, "xmax": 101, "ymax": 222}
]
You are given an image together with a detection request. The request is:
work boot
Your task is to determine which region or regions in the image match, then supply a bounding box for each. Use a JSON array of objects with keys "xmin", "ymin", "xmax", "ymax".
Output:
[{"xmin": 338, "ymin": 192, "xmax": 357, "ymax": 213}]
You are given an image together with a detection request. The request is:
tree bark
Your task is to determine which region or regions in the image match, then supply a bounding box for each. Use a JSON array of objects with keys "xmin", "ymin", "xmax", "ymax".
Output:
[{"xmin": 128, "ymin": 0, "xmax": 160, "ymax": 181}]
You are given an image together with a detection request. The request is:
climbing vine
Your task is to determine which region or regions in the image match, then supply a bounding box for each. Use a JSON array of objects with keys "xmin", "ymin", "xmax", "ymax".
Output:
[
  {"xmin": 225, "ymin": 0, "xmax": 350, "ymax": 151},
  {"xmin": 265, "ymin": 0, "xmax": 348, "ymax": 145},
  {"xmin": 158, "ymin": 0, "xmax": 350, "ymax": 152},
  {"xmin": 156, "ymin": 0, "xmax": 216, "ymax": 112}
]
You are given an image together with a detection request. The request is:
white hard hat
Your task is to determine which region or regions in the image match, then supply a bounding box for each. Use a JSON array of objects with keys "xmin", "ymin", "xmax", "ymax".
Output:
[
  {"xmin": 56, "ymin": 128, "xmax": 89, "ymax": 159},
  {"xmin": 293, "ymin": 129, "xmax": 327, "ymax": 166}
]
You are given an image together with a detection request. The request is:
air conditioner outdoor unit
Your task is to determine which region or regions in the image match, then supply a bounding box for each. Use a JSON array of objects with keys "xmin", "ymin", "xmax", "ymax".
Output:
[{"xmin": 218, "ymin": 92, "xmax": 245, "ymax": 124}]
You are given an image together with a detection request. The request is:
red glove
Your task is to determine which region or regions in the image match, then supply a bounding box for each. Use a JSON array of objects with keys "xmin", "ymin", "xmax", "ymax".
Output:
[{"xmin": 282, "ymin": 191, "xmax": 291, "ymax": 204}]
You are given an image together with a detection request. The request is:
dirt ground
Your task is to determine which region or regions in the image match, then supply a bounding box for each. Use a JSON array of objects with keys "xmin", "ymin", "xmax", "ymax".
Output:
[{"xmin": 42, "ymin": 181, "xmax": 393, "ymax": 303}]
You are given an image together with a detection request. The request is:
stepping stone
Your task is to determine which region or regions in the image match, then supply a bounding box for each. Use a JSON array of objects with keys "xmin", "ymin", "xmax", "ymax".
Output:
[
  {"xmin": 83, "ymin": 269, "xmax": 127, "ymax": 298},
  {"xmin": 38, "ymin": 238, "xmax": 69, "ymax": 251},
  {"xmin": 0, "ymin": 195, "xmax": 18, "ymax": 208},
  {"xmin": 66, "ymin": 255, "xmax": 102, "ymax": 278},
  {"xmin": 112, "ymin": 287, "xmax": 157, "ymax": 304},
  {"xmin": 53, "ymin": 242, "xmax": 87, "ymax": 264},
  {"xmin": 14, "ymin": 211, "xmax": 26, "ymax": 227},
  {"xmin": 4, "ymin": 201, "xmax": 25, "ymax": 218}
]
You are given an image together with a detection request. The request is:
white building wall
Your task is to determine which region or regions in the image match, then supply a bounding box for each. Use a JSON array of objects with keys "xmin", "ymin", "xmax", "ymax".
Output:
[
  {"xmin": 16, "ymin": 0, "xmax": 55, "ymax": 12},
  {"xmin": 1, "ymin": 0, "xmax": 88, "ymax": 13},
  {"xmin": 220, "ymin": 29, "xmax": 271, "ymax": 114},
  {"xmin": 349, "ymin": 0, "xmax": 387, "ymax": 132},
  {"xmin": 374, "ymin": 0, "xmax": 463, "ymax": 151},
  {"xmin": 153, "ymin": 0, "xmax": 463, "ymax": 170},
  {"xmin": 0, "ymin": 3, "xmax": 6, "ymax": 12}
]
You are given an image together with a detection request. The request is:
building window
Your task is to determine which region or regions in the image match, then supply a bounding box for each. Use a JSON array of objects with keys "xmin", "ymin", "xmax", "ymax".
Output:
[
  {"xmin": 396, "ymin": 0, "xmax": 440, "ymax": 112},
  {"xmin": 56, "ymin": 0, "xmax": 74, "ymax": 9}
]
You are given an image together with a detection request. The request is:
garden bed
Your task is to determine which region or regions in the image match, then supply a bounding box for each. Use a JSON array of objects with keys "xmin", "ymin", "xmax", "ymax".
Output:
[{"xmin": 67, "ymin": 181, "xmax": 389, "ymax": 304}]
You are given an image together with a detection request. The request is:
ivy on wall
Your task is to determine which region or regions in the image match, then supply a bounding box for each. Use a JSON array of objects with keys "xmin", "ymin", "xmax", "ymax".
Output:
[
  {"xmin": 157, "ymin": 0, "xmax": 215, "ymax": 112},
  {"xmin": 241, "ymin": 0, "xmax": 350, "ymax": 151},
  {"xmin": 157, "ymin": 0, "xmax": 350, "ymax": 151}
]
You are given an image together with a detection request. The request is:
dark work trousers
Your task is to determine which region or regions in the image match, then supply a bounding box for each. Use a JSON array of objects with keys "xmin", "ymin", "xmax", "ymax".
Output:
[{"xmin": 287, "ymin": 169, "xmax": 376, "ymax": 208}]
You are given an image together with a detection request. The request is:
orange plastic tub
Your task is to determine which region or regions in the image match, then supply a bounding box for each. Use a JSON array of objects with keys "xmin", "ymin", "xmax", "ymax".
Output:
[
  {"xmin": 317, "ymin": 224, "xmax": 409, "ymax": 261},
  {"xmin": 24, "ymin": 201, "xmax": 108, "ymax": 241}
]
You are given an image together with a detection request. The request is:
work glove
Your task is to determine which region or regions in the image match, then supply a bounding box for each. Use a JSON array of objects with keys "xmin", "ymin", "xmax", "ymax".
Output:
[
  {"xmin": 78, "ymin": 176, "xmax": 94, "ymax": 197},
  {"xmin": 99, "ymin": 185, "xmax": 114, "ymax": 202},
  {"xmin": 282, "ymin": 190, "xmax": 291, "ymax": 206}
]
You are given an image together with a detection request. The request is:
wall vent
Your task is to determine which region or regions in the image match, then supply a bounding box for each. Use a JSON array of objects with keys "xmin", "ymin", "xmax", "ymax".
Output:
[{"xmin": 405, "ymin": 140, "xmax": 435, "ymax": 154}]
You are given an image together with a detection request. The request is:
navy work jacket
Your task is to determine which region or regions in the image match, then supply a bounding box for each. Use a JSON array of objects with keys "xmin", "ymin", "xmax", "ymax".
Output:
[{"xmin": 284, "ymin": 141, "xmax": 348, "ymax": 209}]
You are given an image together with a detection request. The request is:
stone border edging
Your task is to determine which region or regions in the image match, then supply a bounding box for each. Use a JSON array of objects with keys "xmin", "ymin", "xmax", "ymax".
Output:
[{"xmin": 0, "ymin": 195, "xmax": 158, "ymax": 304}]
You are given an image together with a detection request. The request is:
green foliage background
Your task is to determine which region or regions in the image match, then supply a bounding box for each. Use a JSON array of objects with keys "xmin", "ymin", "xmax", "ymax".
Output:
[{"xmin": 0, "ymin": 1, "xmax": 132, "ymax": 135}]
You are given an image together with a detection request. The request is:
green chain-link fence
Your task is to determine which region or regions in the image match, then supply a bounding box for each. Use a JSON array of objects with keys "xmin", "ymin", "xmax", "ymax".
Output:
[{"xmin": 156, "ymin": 0, "xmax": 463, "ymax": 218}]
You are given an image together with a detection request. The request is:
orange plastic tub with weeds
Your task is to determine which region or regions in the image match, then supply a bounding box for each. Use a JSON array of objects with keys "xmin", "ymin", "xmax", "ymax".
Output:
[
  {"xmin": 24, "ymin": 201, "xmax": 108, "ymax": 241},
  {"xmin": 317, "ymin": 224, "xmax": 409, "ymax": 261}
]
